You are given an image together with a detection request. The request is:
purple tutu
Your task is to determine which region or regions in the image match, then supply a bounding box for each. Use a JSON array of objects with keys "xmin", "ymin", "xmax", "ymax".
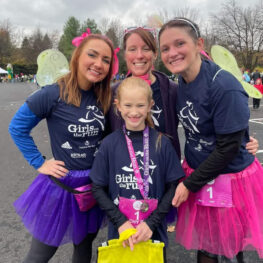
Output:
[
  {"xmin": 176, "ymin": 158, "xmax": 263, "ymax": 258},
  {"xmin": 14, "ymin": 170, "xmax": 104, "ymax": 246}
]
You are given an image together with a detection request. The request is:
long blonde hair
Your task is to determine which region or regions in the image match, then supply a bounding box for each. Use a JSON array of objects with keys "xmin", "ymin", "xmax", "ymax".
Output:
[
  {"xmin": 115, "ymin": 77, "xmax": 154, "ymax": 128},
  {"xmin": 57, "ymin": 34, "xmax": 114, "ymax": 114}
]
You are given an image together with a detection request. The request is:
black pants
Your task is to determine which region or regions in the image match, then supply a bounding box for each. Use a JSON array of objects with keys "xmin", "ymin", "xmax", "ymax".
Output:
[
  {"xmin": 23, "ymin": 232, "xmax": 98, "ymax": 263},
  {"xmin": 253, "ymin": 98, "xmax": 261, "ymax": 109}
]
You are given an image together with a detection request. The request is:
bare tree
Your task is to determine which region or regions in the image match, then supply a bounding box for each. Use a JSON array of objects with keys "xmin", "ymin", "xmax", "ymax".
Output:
[
  {"xmin": 211, "ymin": 0, "xmax": 263, "ymax": 70},
  {"xmin": 49, "ymin": 29, "xmax": 61, "ymax": 49},
  {"xmin": 0, "ymin": 19, "xmax": 14, "ymax": 65},
  {"xmin": 99, "ymin": 18, "xmax": 126, "ymax": 73}
]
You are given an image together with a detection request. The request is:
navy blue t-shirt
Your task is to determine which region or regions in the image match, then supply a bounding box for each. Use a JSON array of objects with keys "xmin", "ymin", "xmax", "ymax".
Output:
[
  {"xmin": 90, "ymin": 128, "xmax": 184, "ymax": 244},
  {"xmin": 176, "ymin": 60, "xmax": 254, "ymax": 172},
  {"xmin": 26, "ymin": 84, "xmax": 106, "ymax": 170},
  {"xmin": 151, "ymin": 79, "xmax": 166, "ymax": 133}
]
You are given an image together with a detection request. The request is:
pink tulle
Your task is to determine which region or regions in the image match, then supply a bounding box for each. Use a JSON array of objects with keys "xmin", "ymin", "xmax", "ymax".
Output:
[{"xmin": 176, "ymin": 158, "xmax": 263, "ymax": 258}]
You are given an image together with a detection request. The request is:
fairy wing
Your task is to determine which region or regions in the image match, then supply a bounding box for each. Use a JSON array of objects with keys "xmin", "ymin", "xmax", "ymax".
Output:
[
  {"xmin": 36, "ymin": 49, "xmax": 69, "ymax": 87},
  {"xmin": 211, "ymin": 45, "xmax": 262, "ymax": 99}
]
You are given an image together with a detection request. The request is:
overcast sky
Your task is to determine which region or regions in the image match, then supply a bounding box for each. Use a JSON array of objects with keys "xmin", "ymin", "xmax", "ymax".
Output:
[{"xmin": 0, "ymin": 0, "xmax": 257, "ymax": 36}]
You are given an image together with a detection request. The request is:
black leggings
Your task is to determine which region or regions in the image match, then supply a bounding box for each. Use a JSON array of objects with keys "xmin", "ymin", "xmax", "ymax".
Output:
[
  {"xmin": 23, "ymin": 232, "xmax": 98, "ymax": 263},
  {"xmin": 253, "ymin": 98, "xmax": 261, "ymax": 108}
]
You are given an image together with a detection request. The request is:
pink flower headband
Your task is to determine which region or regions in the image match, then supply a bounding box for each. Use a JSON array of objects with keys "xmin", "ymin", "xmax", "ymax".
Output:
[{"xmin": 72, "ymin": 28, "xmax": 120, "ymax": 77}]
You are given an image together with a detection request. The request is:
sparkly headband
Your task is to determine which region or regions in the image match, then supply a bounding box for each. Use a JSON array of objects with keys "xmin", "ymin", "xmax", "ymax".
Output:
[
  {"xmin": 72, "ymin": 28, "xmax": 120, "ymax": 76},
  {"xmin": 173, "ymin": 18, "xmax": 200, "ymax": 38},
  {"xmin": 124, "ymin": 26, "xmax": 157, "ymax": 39}
]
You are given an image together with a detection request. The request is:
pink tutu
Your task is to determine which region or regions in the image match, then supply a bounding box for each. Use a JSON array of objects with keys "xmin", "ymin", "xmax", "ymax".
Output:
[{"xmin": 176, "ymin": 158, "xmax": 263, "ymax": 258}]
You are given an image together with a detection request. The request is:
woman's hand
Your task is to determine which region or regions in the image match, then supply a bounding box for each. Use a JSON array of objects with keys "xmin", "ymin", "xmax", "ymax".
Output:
[
  {"xmin": 37, "ymin": 158, "xmax": 68, "ymax": 178},
  {"xmin": 132, "ymin": 222, "xmax": 153, "ymax": 244},
  {"xmin": 246, "ymin": 136, "xmax": 259, "ymax": 156},
  {"xmin": 118, "ymin": 221, "xmax": 135, "ymax": 250},
  {"xmin": 172, "ymin": 182, "xmax": 190, "ymax": 207}
]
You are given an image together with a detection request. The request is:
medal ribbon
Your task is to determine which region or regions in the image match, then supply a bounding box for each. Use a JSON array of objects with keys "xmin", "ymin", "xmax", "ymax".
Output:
[{"xmin": 123, "ymin": 126, "xmax": 150, "ymax": 199}]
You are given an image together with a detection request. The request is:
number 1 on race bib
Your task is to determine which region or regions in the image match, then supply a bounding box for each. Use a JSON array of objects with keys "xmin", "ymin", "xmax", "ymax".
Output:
[
  {"xmin": 135, "ymin": 211, "xmax": 140, "ymax": 221},
  {"xmin": 207, "ymin": 186, "xmax": 213, "ymax": 199}
]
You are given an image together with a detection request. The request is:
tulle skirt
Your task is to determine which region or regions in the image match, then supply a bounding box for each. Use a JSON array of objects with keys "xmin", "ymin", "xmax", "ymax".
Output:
[
  {"xmin": 176, "ymin": 158, "xmax": 263, "ymax": 258},
  {"xmin": 14, "ymin": 170, "xmax": 104, "ymax": 247}
]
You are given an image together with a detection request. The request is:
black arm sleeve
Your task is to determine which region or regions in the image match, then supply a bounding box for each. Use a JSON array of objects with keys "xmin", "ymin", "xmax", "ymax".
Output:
[
  {"xmin": 145, "ymin": 181, "xmax": 177, "ymax": 232},
  {"xmin": 92, "ymin": 183, "xmax": 128, "ymax": 229},
  {"xmin": 183, "ymin": 129, "xmax": 246, "ymax": 193}
]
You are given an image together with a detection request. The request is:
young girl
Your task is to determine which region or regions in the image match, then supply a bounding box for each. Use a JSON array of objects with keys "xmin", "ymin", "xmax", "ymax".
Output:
[
  {"xmin": 90, "ymin": 77, "xmax": 185, "ymax": 257},
  {"xmin": 9, "ymin": 32, "xmax": 116, "ymax": 263},
  {"xmin": 159, "ymin": 17, "xmax": 263, "ymax": 262}
]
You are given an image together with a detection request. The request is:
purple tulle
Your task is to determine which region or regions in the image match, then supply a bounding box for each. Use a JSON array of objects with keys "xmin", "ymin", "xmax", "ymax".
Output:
[{"xmin": 14, "ymin": 170, "xmax": 104, "ymax": 246}]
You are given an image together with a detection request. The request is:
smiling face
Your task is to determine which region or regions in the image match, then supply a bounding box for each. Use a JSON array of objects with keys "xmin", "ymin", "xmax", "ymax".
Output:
[
  {"xmin": 77, "ymin": 39, "xmax": 112, "ymax": 90},
  {"xmin": 160, "ymin": 27, "xmax": 203, "ymax": 83},
  {"xmin": 116, "ymin": 79, "xmax": 154, "ymax": 131},
  {"xmin": 124, "ymin": 33, "xmax": 156, "ymax": 77}
]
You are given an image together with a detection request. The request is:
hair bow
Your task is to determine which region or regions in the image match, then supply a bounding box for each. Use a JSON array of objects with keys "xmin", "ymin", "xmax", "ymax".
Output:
[{"xmin": 72, "ymin": 28, "xmax": 91, "ymax": 47}]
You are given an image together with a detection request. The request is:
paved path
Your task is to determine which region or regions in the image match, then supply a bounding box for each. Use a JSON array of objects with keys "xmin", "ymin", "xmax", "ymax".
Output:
[{"xmin": 1, "ymin": 83, "xmax": 263, "ymax": 263}]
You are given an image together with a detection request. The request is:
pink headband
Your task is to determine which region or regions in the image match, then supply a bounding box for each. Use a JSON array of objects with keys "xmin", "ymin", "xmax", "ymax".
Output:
[{"xmin": 72, "ymin": 28, "xmax": 119, "ymax": 77}]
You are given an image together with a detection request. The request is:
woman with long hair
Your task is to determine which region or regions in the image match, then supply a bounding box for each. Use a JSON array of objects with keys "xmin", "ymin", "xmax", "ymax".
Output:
[{"xmin": 9, "ymin": 32, "xmax": 116, "ymax": 263}]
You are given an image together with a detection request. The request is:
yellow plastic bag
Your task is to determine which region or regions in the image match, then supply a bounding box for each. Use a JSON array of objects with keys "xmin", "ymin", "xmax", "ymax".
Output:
[{"xmin": 97, "ymin": 229, "xmax": 165, "ymax": 263}]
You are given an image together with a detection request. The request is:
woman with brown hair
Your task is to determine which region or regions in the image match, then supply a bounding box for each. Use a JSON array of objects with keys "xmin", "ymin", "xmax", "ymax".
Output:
[
  {"xmin": 159, "ymin": 17, "xmax": 263, "ymax": 263},
  {"xmin": 9, "ymin": 32, "xmax": 116, "ymax": 263}
]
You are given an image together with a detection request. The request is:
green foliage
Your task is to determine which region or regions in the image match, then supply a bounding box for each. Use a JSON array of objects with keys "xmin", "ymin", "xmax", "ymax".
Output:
[
  {"xmin": 58, "ymin": 16, "xmax": 80, "ymax": 60},
  {"xmin": 81, "ymin": 18, "xmax": 101, "ymax": 34},
  {"xmin": 58, "ymin": 17, "xmax": 102, "ymax": 61}
]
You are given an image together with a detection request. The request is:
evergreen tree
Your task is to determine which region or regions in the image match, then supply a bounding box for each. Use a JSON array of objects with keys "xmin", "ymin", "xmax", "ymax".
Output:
[
  {"xmin": 58, "ymin": 16, "xmax": 80, "ymax": 60},
  {"xmin": 20, "ymin": 37, "xmax": 32, "ymax": 64},
  {"xmin": 81, "ymin": 18, "xmax": 101, "ymax": 34},
  {"xmin": 42, "ymin": 34, "xmax": 52, "ymax": 50}
]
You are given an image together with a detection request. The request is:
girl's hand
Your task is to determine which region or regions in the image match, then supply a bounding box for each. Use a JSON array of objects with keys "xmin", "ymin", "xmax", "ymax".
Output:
[
  {"xmin": 118, "ymin": 221, "xmax": 135, "ymax": 251},
  {"xmin": 172, "ymin": 182, "xmax": 189, "ymax": 207},
  {"xmin": 132, "ymin": 222, "xmax": 153, "ymax": 244},
  {"xmin": 37, "ymin": 158, "xmax": 68, "ymax": 178},
  {"xmin": 246, "ymin": 136, "xmax": 259, "ymax": 155}
]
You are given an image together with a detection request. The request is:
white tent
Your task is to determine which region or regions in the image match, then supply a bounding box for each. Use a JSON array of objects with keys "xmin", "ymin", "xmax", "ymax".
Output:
[{"xmin": 0, "ymin": 67, "xmax": 8, "ymax": 74}]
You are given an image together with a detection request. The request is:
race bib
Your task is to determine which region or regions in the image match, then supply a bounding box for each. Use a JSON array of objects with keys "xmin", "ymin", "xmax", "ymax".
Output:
[
  {"xmin": 119, "ymin": 197, "xmax": 158, "ymax": 227},
  {"xmin": 195, "ymin": 174, "xmax": 233, "ymax": 207}
]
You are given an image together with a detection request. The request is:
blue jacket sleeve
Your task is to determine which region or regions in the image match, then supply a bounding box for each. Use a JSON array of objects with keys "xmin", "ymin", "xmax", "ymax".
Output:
[{"xmin": 9, "ymin": 102, "xmax": 45, "ymax": 170}]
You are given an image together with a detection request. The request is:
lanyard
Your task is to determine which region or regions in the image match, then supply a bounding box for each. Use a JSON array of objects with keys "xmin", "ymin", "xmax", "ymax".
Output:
[{"xmin": 123, "ymin": 126, "xmax": 150, "ymax": 199}]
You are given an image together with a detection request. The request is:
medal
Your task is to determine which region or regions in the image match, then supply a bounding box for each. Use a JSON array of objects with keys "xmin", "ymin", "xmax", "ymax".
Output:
[{"xmin": 140, "ymin": 201, "xmax": 149, "ymax": 212}]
